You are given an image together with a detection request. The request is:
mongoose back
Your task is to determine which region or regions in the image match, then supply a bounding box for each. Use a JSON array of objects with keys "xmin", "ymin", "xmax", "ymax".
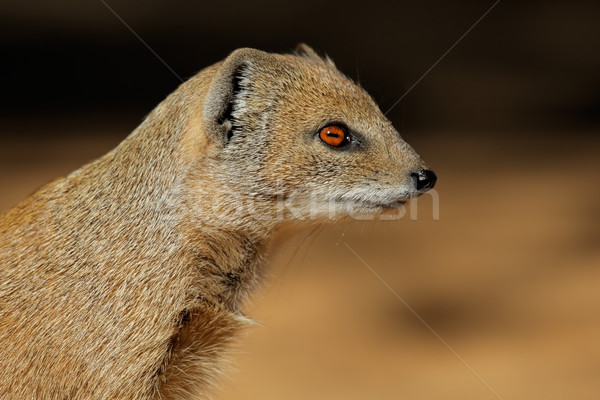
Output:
[{"xmin": 0, "ymin": 44, "xmax": 436, "ymax": 399}]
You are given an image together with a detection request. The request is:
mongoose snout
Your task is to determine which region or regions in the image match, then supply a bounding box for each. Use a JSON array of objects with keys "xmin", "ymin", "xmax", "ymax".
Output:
[{"xmin": 412, "ymin": 168, "xmax": 437, "ymax": 192}]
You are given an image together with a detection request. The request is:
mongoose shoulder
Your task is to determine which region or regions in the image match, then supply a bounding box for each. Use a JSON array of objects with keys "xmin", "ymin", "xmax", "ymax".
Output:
[{"xmin": 0, "ymin": 44, "xmax": 436, "ymax": 399}]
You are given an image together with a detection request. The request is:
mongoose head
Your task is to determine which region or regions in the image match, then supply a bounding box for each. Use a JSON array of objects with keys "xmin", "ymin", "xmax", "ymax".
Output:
[{"xmin": 198, "ymin": 44, "xmax": 436, "ymax": 227}]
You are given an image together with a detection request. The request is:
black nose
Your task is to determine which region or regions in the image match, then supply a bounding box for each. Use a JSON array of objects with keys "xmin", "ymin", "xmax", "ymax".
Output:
[{"xmin": 412, "ymin": 169, "xmax": 437, "ymax": 191}]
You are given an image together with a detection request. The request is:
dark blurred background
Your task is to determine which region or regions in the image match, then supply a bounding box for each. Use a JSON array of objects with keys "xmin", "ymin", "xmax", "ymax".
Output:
[
  {"xmin": 1, "ymin": 1, "xmax": 599, "ymax": 399},
  {"xmin": 2, "ymin": 0, "xmax": 599, "ymax": 132}
]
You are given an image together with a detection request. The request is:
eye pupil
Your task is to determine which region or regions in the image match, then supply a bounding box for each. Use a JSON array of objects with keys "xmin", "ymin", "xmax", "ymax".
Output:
[{"xmin": 319, "ymin": 125, "xmax": 349, "ymax": 148}]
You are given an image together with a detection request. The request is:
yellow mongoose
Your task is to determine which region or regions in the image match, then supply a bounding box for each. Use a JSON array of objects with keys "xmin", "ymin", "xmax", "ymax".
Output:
[{"xmin": 0, "ymin": 44, "xmax": 436, "ymax": 399}]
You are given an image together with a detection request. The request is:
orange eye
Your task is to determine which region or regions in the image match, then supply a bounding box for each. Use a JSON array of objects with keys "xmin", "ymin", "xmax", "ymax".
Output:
[{"xmin": 319, "ymin": 125, "xmax": 350, "ymax": 148}]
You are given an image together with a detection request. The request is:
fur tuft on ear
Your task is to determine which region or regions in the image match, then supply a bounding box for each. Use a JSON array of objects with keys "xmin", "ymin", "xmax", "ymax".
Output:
[
  {"xmin": 203, "ymin": 48, "xmax": 270, "ymax": 146},
  {"xmin": 295, "ymin": 43, "xmax": 336, "ymax": 68}
]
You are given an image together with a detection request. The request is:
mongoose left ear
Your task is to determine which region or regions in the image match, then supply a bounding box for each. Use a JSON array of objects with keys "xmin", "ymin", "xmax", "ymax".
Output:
[{"xmin": 203, "ymin": 48, "xmax": 270, "ymax": 146}]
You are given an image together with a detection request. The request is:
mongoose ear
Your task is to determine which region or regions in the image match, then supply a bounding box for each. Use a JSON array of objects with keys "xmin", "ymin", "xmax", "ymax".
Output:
[
  {"xmin": 203, "ymin": 48, "xmax": 270, "ymax": 145},
  {"xmin": 295, "ymin": 43, "xmax": 336, "ymax": 68}
]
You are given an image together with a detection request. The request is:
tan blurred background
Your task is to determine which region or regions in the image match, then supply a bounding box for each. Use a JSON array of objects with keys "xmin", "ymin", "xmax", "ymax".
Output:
[{"xmin": 1, "ymin": 1, "xmax": 599, "ymax": 399}]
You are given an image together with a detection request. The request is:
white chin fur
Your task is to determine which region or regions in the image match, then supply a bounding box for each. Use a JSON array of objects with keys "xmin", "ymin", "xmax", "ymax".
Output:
[{"xmin": 280, "ymin": 185, "xmax": 414, "ymax": 221}]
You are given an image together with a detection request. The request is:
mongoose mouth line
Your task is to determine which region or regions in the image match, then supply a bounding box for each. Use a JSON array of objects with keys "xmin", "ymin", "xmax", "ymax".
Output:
[{"xmin": 330, "ymin": 196, "xmax": 409, "ymax": 211}]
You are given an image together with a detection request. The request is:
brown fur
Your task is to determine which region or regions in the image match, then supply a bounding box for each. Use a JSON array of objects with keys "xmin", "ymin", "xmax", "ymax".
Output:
[{"xmin": 0, "ymin": 45, "xmax": 432, "ymax": 399}]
